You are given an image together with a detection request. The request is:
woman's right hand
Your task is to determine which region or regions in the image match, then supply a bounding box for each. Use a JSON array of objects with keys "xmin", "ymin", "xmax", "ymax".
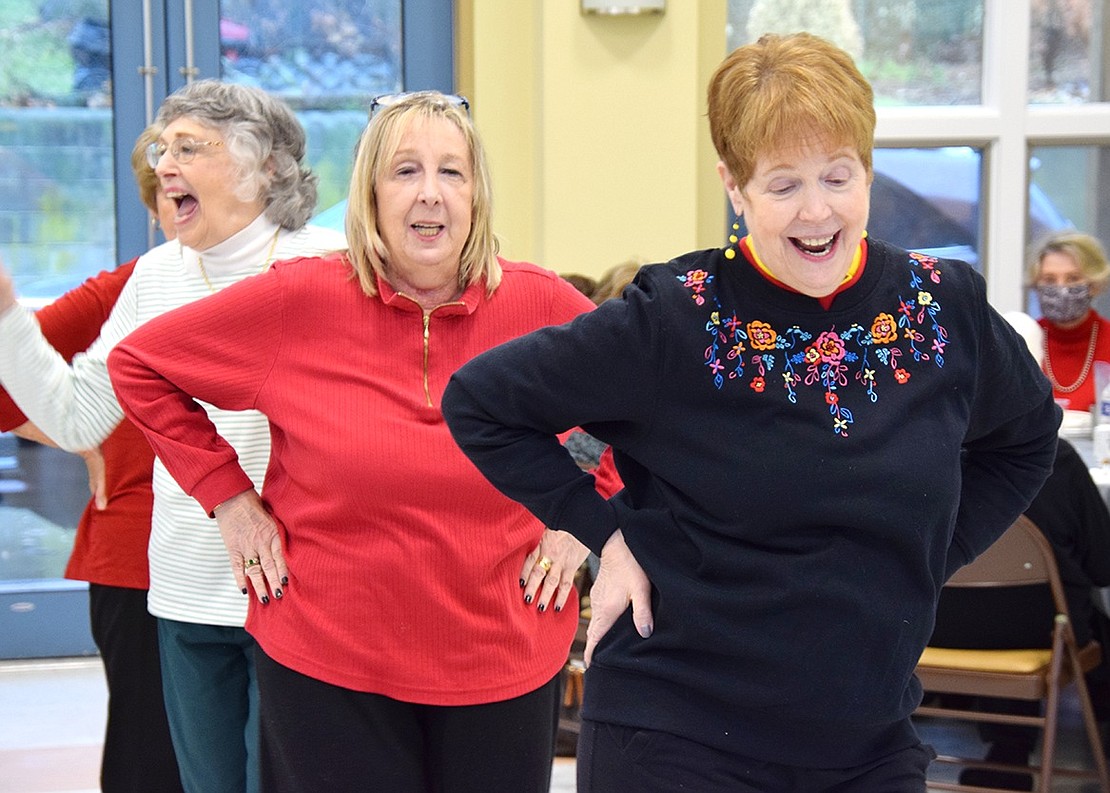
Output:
[
  {"xmin": 78, "ymin": 447, "xmax": 108, "ymax": 510},
  {"xmin": 583, "ymin": 529, "xmax": 653, "ymax": 668},
  {"xmin": 213, "ymin": 489, "xmax": 288, "ymax": 605}
]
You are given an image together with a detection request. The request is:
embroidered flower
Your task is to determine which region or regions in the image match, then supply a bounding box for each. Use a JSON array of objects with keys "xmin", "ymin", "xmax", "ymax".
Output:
[
  {"xmin": 813, "ymin": 331, "xmax": 846, "ymax": 364},
  {"xmin": 894, "ymin": 368, "xmax": 911, "ymax": 384},
  {"xmin": 750, "ymin": 376, "xmax": 766, "ymax": 393},
  {"xmin": 911, "ymin": 252, "xmax": 943, "ymax": 283},
  {"xmin": 918, "ymin": 291, "xmax": 934, "ymax": 306},
  {"xmin": 684, "ymin": 269, "xmax": 710, "ymax": 287},
  {"xmin": 870, "ymin": 312, "xmax": 899, "ymax": 344},
  {"xmin": 825, "ymin": 392, "xmax": 839, "ymax": 405},
  {"xmin": 747, "ymin": 320, "xmax": 777, "ymax": 351},
  {"xmin": 804, "ymin": 346, "xmax": 821, "ymax": 365},
  {"xmin": 679, "ymin": 269, "xmax": 714, "ymax": 305}
]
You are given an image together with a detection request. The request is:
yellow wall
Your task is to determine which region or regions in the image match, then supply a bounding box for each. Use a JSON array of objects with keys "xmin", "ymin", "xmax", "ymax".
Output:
[{"xmin": 458, "ymin": 1, "xmax": 727, "ymax": 280}]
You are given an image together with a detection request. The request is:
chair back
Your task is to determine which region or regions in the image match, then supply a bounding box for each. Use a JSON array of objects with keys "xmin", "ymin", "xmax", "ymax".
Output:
[
  {"xmin": 916, "ymin": 514, "xmax": 1110, "ymax": 792},
  {"xmin": 946, "ymin": 515, "xmax": 1061, "ymax": 606}
]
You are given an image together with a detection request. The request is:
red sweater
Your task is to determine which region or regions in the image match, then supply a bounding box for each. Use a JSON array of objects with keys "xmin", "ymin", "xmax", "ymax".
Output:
[
  {"xmin": 109, "ymin": 253, "xmax": 614, "ymax": 704},
  {"xmin": 0, "ymin": 261, "xmax": 153, "ymax": 589},
  {"xmin": 1039, "ymin": 310, "xmax": 1110, "ymax": 412}
]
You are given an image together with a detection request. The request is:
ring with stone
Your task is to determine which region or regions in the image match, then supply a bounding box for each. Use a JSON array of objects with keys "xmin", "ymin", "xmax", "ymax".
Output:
[{"xmin": 244, "ymin": 558, "xmax": 260, "ymax": 569}]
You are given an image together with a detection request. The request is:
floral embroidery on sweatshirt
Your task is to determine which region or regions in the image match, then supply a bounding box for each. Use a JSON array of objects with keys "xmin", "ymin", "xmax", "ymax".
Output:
[{"xmin": 679, "ymin": 251, "xmax": 949, "ymax": 437}]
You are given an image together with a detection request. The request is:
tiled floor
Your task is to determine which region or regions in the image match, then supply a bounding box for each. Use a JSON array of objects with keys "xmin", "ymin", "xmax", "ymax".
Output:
[
  {"xmin": 0, "ymin": 656, "xmax": 1103, "ymax": 793},
  {"xmin": 0, "ymin": 657, "xmax": 577, "ymax": 793},
  {"xmin": 0, "ymin": 658, "xmax": 104, "ymax": 793}
]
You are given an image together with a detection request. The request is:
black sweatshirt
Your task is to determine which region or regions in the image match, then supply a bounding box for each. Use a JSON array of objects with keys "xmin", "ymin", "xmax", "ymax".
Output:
[{"xmin": 443, "ymin": 238, "xmax": 1060, "ymax": 767}]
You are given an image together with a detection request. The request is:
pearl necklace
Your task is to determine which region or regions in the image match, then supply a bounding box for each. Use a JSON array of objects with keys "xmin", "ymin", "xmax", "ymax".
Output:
[
  {"xmin": 1042, "ymin": 321, "xmax": 1098, "ymax": 394},
  {"xmin": 194, "ymin": 228, "xmax": 281, "ymax": 293}
]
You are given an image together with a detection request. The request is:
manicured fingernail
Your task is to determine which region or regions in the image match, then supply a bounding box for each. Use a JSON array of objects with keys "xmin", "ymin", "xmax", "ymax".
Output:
[
  {"xmin": 261, "ymin": 595, "xmax": 270, "ymax": 605},
  {"xmin": 519, "ymin": 578, "xmax": 526, "ymax": 588},
  {"xmin": 538, "ymin": 603, "xmax": 546, "ymax": 612},
  {"xmin": 524, "ymin": 594, "xmax": 533, "ymax": 604},
  {"xmin": 554, "ymin": 605, "xmax": 562, "ymax": 613},
  {"xmin": 241, "ymin": 588, "xmax": 248, "ymax": 595},
  {"xmin": 281, "ymin": 576, "xmax": 288, "ymax": 586},
  {"xmin": 274, "ymin": 589, "xmax": 283, "ymax": 599}
]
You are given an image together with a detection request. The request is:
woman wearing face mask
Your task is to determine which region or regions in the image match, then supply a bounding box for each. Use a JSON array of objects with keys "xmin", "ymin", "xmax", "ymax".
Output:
[{"xmin": 1030, "ymin": 231, "xmax": 1110, "ymax": 430}]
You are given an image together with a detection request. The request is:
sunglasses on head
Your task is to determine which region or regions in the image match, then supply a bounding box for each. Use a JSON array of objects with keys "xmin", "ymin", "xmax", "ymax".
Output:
[{"xmin": 369, "ymin": 92, "xmax": 470, "ymax": 120}]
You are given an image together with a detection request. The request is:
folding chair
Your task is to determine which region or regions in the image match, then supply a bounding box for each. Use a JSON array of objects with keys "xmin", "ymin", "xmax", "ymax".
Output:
[{"xmin": 915, "ymin": 515, "xmax": 1110, "ymax": 792}]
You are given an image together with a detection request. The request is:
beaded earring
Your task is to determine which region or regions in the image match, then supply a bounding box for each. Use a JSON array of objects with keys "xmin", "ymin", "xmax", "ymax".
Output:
[{"xmin": 724, "ymin": 221, "xmax": 740, "ymax": 260}]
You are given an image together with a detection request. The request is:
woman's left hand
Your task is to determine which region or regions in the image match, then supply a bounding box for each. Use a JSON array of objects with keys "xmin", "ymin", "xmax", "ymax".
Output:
[
  {"xmin": 521, "ymin": 528, "xmax": 589, "ymax": 613},
  {"xmin": 213, "ymin": 489, "xmax": 288, "ymax": 604}
]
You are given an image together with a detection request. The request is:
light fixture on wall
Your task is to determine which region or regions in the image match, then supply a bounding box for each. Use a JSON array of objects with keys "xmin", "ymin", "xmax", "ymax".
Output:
[{"xmin": 580, "ymin": 0, "xmax": 665, "ymax": 15}]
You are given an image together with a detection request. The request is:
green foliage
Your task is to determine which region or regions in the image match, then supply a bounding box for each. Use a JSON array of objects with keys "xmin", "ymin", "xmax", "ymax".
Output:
[
  {"xmin": 36, "ymin": 187, "xmax": 80, "ymax": 273},
  {"xmin": 851, "ymin": 0, "xmax": 917, "ymax": 62},
  {"xmin": 0, "ymin": 1, "xmax": 78, "ymax": 103},
  {"xmin": 747, "ymin": 0, "xmax": 864, "ymax": 60},
  {"xmin": 312, "ymin": 154, "xmax": 351, "ymax": 213}
]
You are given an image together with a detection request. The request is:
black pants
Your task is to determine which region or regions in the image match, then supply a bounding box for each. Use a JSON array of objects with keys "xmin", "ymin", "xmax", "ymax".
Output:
[
  {"xmin": 577, "ymin": 720, "xmax": 934, "ymax": 792},
  {"xmin": 254, "ymin": 648, "xmax": 559, "ymax": 793},
  {"xmin": 88, "ymin": 583, "xmax": 183, "ymax": 793}
]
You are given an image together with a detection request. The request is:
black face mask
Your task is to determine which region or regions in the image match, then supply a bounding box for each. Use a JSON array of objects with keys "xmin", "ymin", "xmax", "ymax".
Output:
[{"xmin": 1037, "ymin": 283, "xmax": 1092, "ymax": 325}]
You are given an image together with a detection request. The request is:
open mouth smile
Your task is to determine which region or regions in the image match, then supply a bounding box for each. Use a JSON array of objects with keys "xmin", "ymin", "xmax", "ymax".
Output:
[
  {"xmin": 791, "ymin": 231, "xmax": 839, "ymax": 257},
  {"xmin": 412, "ymin": 223, "xmax": 444, "ymax": 238},
  {"xmin": 165, "ymin": 190, "xmax": 199, "ymax": 223}
]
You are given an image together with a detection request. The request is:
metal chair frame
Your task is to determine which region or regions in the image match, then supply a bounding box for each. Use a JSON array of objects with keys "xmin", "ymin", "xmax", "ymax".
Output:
[{"xmin": 915, "ymin": 515, "xmax": 1110, "ymax": 792}]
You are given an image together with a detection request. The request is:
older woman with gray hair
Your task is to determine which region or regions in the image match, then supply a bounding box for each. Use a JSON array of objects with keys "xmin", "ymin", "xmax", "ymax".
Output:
[{"xmin": 0, "ymin": 79, "xmax": 345, "ymax": 793}]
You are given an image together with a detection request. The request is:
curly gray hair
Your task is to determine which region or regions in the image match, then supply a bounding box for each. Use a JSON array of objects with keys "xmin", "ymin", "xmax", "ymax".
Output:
[{"xmin": 155, "ymin": 80, "xmax": 317, "ymax": 229}]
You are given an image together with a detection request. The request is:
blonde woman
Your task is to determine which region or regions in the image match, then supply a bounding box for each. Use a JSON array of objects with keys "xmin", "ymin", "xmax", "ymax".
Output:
[
  {"xmin": 1029, "ymin": 230, "xmax": 1110, "ymax": 431},
  {"xmin": 109, "ymin": 91, "xmax": 617, "ymax": 792}
]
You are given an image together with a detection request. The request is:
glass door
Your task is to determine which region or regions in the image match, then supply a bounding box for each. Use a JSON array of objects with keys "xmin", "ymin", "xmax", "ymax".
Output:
[{"xmin": 0, "ymin": 0, "xmax": 452, "ymax": 658}]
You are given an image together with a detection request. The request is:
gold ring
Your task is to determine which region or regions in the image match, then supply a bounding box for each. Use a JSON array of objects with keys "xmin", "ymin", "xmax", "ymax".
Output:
[
  {"xmin": 244, "ymin": 558, "xmax": 259, "ymax": 569},
  {"xmin": 537, "ymin": 556, "xmax": 553, "ymax": 573}
]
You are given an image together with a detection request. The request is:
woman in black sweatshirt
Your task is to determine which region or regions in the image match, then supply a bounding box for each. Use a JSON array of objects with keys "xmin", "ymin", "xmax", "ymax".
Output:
[{"xmin": 443, "ymin": 32, "xmax": 1059, "ymax": 793}]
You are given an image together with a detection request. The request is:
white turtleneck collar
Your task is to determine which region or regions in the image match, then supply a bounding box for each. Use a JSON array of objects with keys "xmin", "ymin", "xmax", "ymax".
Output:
[{"xmin": 180, "ymin": 213, "xmax": 282, "ymax": 280}]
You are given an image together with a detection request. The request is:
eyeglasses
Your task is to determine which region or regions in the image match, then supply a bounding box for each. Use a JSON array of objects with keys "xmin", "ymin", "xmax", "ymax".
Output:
[
  {"xmin": 145, "ymin": 138, "xmax": 224, "ymax": 169},
  {"xmin": 368, "ymin": 92, "xmax": 470, "ymax": 120}
]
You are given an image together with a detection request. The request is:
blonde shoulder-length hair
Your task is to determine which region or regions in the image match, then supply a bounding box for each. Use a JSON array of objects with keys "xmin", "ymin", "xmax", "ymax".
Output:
[{"xmin": 345, "ymin": 92, "xmax": 501, "ymax": 297}]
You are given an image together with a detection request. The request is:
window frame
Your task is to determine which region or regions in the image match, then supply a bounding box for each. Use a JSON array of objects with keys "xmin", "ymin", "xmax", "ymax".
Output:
[{"xmin": 874, "ymin": 0, "xmax": 1110, "ymax": 311}]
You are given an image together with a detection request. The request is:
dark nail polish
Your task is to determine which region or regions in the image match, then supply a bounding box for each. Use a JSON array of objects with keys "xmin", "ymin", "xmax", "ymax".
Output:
[
  {"xmin": 524, "ymin": 594, "xmax": 533, "ymax": 604},
  {"xmin": 261, "ymin": 595, "xmax": 270, "ymax": 605},
  {"xmin": 275, "ymin": 589, "xmax": 283, "ymax": 599},
  {"xmin": 538, "ymin": 603, "xmax": 546, "ymax": 612},
  {"xmin": 241, "ymin": 587, "xmax": 248, "ymax": 595},
  {"xmin": 554, "ymin": 605, "xmax": 562, "ymax": 613},
  {"xmin": 519, "ymin": 578, "xmax": 526, "ymax": 588},
  {"xmin": 281, "ymin": 576, "xmax": 289, "ymax": 586}
]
